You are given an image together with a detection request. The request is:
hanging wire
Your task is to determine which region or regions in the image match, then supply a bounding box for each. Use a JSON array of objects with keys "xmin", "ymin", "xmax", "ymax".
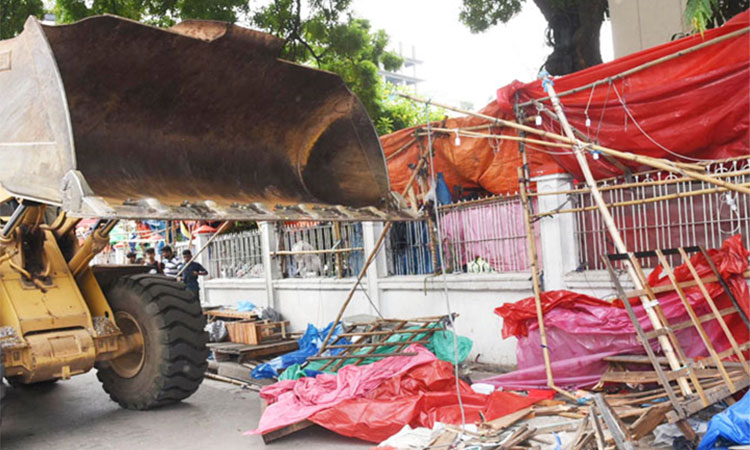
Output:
[
  {"xmin": 425, "ymin": 100, "xmax": 467, "ymax": 433},
  {"xmin": 611, "ymin": 82, "xmax": 716, "ymax": 163}
]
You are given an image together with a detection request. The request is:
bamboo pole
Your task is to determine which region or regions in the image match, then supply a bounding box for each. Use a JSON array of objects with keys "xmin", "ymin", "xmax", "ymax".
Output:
[
  {"xmin": 527, "ymin": 169, "xmax": 750, "ymax": 197},
  {"xmin": 531, "ymin": 183, "xmax": 750, "ymax": 218},
  {"xmin": 401, "ymin": 94, "xmax": 750, "ymax": 196},
  {"xmin": 385, "ymin": 136, "xmax": 419, "ymax": 161},
  {"xmin": 517, "ymin": 27, "xmax": 750, "ymax": 107},
  {"xmin": 315, "ymin": 154, "xmax": 428, "ymax": 354},
  {"xmin": 175, "ymin": 221, "xmax": 231, "ymax": 278},
  {"xmin": 402, "ymin": 94, "xmax": 704, "ymax": 172},
  {"xmin": 271, "ymin": 247, "xmax": 363, "ymax": 256},
  {"xmin": 519, "ymin": 166, "xmax": 574, "ymax": 399},
  {"xmin": 543, "ymin": 80, "xmax": 694, "ymax": 395}
]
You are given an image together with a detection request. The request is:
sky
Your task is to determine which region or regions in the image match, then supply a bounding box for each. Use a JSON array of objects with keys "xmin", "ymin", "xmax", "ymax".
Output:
[{"xmin": 352, "ymin": 0, "xmax": 614, "ymax": 110}]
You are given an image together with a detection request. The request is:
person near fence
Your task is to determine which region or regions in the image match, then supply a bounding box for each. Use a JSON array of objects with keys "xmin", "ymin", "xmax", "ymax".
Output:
[
  {"xmin": 160, "ymin": 245, "xmax": 182, "ymax": 277},
  {"xmin": 179, "ymin": 249, "xmax": 207, "ymax": 300},
  {"xmin": 144, "ymin": 247, "xmax": 162, "ymax": 274}
]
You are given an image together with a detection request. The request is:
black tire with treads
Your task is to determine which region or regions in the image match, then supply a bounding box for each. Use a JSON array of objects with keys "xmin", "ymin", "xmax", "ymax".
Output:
[{"xmin": 96, "ymin": 274, "xmax": 208, "ymax": 410}]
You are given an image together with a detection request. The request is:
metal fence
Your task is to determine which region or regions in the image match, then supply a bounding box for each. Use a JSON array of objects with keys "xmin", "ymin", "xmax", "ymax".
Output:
[
  {"xmin": 385, "ymin": 195, "xmax": 533, "ymax": 275},
  {"xmin": 574, "ymin": 157, "xmax": 750, "ymax": 270},
  {"xmin": 438, "ymin": 195, "xmax": 532, "ymax": 273},
  {"xmin": 207, "ymin": 229, "xmax": 264, "ymax": 278},
  {"xmin": 278, "ymin": 222, "xmax": 364, "ymax": 278},
  {"xmin": 386, "ymin": 220, "xmax": 436, "ymax": 275}
]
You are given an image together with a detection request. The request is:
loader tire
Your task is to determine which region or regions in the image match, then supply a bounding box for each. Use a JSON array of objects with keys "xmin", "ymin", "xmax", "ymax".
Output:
[{"xmin": 96, "ymin": 274, "xmax": 208, "ymax": 410}]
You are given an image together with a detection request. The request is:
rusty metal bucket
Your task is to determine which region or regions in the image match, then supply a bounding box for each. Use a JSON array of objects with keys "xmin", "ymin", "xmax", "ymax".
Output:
[{"xmin": 0, "ymin": 16, "xmax": 412, "ymax": 221}]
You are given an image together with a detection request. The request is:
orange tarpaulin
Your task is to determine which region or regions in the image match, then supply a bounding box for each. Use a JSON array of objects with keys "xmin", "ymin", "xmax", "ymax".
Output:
[{"xmin": 380, "ymin": 101, "xmax": 560, "ymax": 198}]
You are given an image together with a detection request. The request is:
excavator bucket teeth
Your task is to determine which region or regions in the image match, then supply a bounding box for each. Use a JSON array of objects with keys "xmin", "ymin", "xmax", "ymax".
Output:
[{"xmin": 0, "ymin": 16, "xmax": 415, "ymax": 221}]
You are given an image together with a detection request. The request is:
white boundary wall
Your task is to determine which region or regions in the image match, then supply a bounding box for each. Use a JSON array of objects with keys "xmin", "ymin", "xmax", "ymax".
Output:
[{"xmin": 196, "ymin": 174, "xmax": 638, "ymax": 368}]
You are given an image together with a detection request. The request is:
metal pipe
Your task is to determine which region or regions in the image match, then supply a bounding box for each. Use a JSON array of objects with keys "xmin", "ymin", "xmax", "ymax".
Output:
[{"xmin": 1, "ymin": 203, "xmax": 29, "ymax": 238}]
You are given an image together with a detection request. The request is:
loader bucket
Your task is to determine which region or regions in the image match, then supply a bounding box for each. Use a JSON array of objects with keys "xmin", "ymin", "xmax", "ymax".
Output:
[{"xmin": 0, "ymin": 16, "xmax": 414, "ymax": 221}]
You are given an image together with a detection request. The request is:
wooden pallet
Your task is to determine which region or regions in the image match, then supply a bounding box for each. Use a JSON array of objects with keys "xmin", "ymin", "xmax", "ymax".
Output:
[{"xmin": 208, "ymin": 339, "xmax": 298, "ymax": 363}]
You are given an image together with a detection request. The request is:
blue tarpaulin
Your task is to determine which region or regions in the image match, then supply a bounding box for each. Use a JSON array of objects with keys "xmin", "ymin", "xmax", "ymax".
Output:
[
  {"xmin": 699, "ymin": 390, "xmax": 750, "ymax": 450},
  {"xmin": 251, "ymin": 322, "xmax": 350, "ymax": 379}
]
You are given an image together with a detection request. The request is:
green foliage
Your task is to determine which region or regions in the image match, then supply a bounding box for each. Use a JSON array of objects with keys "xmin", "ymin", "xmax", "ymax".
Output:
[
  {"xmin": 252, "ymin": 2, "xmax": 404, "ymax": 128},
  {"xmin": 376, "ymin": 84, "xmax": 445, "ymax": 135},
  {"xmin": 459, "ymin": 0, "xmax": 523, "ymax": 33},
  {"xmin": 0, "ymin": 0, "xmax": 44, "ymax": 39},
  {"xmin": 685, "ymin": 0, "xmax": 748, "ymax": 32},
  {"xmin": 53, "ymin": 0, "xmax": 248, "ymax": 25}
]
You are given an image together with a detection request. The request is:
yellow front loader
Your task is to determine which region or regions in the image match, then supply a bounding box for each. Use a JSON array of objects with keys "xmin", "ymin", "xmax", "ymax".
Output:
[{"xmin": 0, "ymin": 15, "xmax": 409, "ymax": 412}]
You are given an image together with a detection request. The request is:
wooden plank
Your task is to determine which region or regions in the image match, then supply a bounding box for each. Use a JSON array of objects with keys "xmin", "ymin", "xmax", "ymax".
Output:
[
  {"xmin": 599, "ymin": 368, "xmax": 724, "ymax": 384},
  {"xmin": 593, "ymin": 394, "xmax": 636, "ymax": 450},
  {"xmin": 204, "ymin": 309, "xmax": 259, "ymax": 320},
  {"xmin": 259, "ymin": 399, "xmax": 315, "ymax": 443},
  {"xmin": 629, "ymin": 404, "xmax": 671, "ymax": 440},
  {"xmin": 482, "ymin": 406, "xmax": 533, "ymax": 432}
]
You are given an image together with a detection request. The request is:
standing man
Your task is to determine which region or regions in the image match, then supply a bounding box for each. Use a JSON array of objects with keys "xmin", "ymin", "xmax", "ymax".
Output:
[
  {"xmin": 144, "ymin": 247, "xmax": 162, "ymax": 274},
  {"xmin": 126, "ymin": 252, "xmax": 137, "ymax": 264},
  {"xmin": 160, "ymin": 245, "xmax": 182, "ymax": 277},
  {"xmin": 180, "ymin": 249, "xmax": 208, "ymax": 301}
]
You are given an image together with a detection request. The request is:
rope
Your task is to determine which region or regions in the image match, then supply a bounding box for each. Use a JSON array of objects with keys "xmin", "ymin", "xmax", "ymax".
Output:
[
  {"xmin": 611, "ymin": 83, "xmax": 715, "ymax": 163},
  {"xmin": 425, "ymin": 101, "xmax": 467, "ymax": 434}
]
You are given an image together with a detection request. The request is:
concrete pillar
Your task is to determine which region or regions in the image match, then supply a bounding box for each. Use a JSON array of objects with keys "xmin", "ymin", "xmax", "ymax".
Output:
[
  {"xmin": 362, "ymin": 221, "xmax": 386, "ymax": 314},
  {"xmin": 533, "ymin": 173, "xmax": 579, "ymax": 290},
  {"xmin": 259, "ymin": 222, "xmax": 279, "ymax": 309}
]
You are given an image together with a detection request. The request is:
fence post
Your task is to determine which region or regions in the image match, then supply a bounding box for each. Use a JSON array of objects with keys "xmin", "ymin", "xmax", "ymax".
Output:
[
  {"xmin": 533, "ymin": 173, "xmax": 579, "ymax": 290},
  {"xmin": 362, "ymin": 221, "xmax": 385, "ymax": 314},
  {"xmin": 259, "ymin": 221, "xmax": 279, "ymax": 309}
]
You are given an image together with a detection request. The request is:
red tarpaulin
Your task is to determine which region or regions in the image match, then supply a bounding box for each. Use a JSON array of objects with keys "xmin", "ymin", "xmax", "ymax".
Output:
[
  {"xmin": 381, "ymin": 11, "xmax": 749, "ymax": 196},
  {"xmin": 309, "ymin": 358, "xmax": 547, "ymax": 443}
]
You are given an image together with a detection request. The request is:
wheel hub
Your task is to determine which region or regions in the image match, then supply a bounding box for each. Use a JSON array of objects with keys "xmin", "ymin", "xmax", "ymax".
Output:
[{"xmin": 110, "ymin": 311, "xmax": 145, "ymax": 378}]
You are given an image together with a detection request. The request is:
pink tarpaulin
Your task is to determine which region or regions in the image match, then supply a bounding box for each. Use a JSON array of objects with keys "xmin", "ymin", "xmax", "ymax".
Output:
[
  {"xmin": 439, "ymin": 200, "xmax": 539, "ymax": 272},
  {"xmin": 247, "ymin": 345, "xmax": 437, "ymax": 435},
  {"xmin": 482, "ymin": 235, "xmax": 750, "ymax": 390}
]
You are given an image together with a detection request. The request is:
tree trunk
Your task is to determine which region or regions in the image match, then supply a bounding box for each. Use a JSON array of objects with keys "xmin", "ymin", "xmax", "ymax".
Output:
[{"xmin": 533, "ymin": 0, "xmax": 607, "ymax": 75}]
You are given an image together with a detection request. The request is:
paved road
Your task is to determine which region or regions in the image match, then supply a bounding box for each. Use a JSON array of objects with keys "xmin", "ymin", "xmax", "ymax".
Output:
[{"xmin": 1, "ymin": 372, "xmax": 369, "ymax": 450}]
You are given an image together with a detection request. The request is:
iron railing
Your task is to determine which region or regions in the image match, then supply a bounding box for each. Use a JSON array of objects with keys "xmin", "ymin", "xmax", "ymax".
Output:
[
  {"xmin": 207, "ymin": 229, "xmax": 264, "ymax": 278},
  {"xmin": 574, "ymin": 157, "xmax": 750, "ymax": 270},
  {"xmin": 278, "ymin": 222, "xmax": 364, "ymax": 278}
]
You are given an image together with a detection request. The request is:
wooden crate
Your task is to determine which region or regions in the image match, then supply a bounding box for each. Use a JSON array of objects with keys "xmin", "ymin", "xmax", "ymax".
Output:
[{"xmin": 226, "ymin": 320, "xmax": 288, "ymax": 345}]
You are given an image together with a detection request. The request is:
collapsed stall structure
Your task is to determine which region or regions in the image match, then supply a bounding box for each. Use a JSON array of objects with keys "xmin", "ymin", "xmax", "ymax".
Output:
[{"xmin": 206, "ymin": 10, "xmax": 750, "ymax": 448}]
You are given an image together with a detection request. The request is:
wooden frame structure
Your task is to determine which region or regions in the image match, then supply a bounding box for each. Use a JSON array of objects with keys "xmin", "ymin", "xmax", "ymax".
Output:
[
  {"xmin": 600, "ymin": 246, "xmax": 750, "ymax": 425},
  {"xmin": 309, "ymin": 316, "xmax": 449, "ymax": 372}
]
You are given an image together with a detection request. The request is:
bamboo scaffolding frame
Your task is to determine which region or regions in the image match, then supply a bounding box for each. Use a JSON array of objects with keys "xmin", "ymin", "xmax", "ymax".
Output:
[
  {"xmin": 400, "ymin": 94, "xmax": 750, "ymax": 196},
  {"xmin": 315, "ymin": 152, "xmax": 428, "ymax": 355},
  {"xmin": 541, "ymin": 81, "xmax": 695, "ymax": 396},
  {"xmin": 306, "ymin": 352, "xmax": 417, "ymax": 361}
]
